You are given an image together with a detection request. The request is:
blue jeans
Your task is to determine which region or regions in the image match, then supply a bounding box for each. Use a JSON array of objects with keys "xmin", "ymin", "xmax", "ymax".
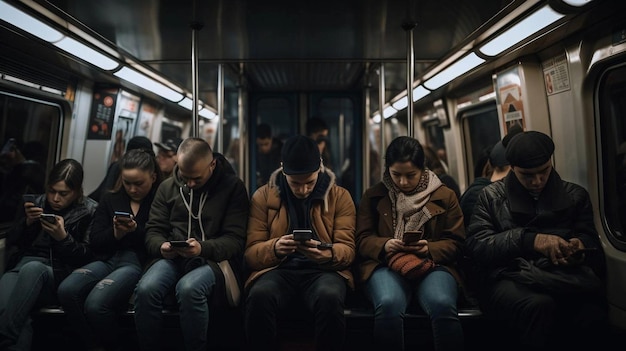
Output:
[
  {"xmin": 364, "ymin": 266, "xmax": 464, "ymax": 351},
  {"xmin": 57, "ymin": 250, "xmax": 142, "ymax": 349},
  {"xmin": 245, "ymin": 268, "xmax": 347, "ymax": 351},
  {"xmin": 0, "ymin": 257, "xmax": 57, "ymax": 351},
  {"xmin": 134, "ymin": 258, "xmax": 216, "ymax": 351}
]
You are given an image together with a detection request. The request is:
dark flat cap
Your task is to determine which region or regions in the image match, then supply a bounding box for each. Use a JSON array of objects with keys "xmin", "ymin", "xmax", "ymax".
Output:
[
  {"xmin": 155, "ymin": 137, "xmax": 183, "ymax": 152},
  {"xmin": 505, "ymin": 131, "xmax": 554, "ymax": 168},
  {"xmin": 281, "ymin": 135, "xmax": 321, "ymax": 175}
]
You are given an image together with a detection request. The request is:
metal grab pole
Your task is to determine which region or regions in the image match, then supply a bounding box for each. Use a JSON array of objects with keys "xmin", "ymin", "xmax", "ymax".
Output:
[
  {"xmin": 402, "ymin": 20, "xmax": 416, "ymax": 138},
  {"xmin": 378, "ymin": 63, "xmax": 385, "ymax": 180},
  {"xmin": 217, "ymin": 63, "xmax": 224, "ymax": 154},
  {"xmin": 191, "ymin": 19, "xmax": 203, "ymax": 137}
]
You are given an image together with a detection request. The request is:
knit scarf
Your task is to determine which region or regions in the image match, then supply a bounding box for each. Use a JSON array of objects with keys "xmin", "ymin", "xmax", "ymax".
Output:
[{"xmin": 382, "ymin": 169, "xmax": 443, "ymax": 241}]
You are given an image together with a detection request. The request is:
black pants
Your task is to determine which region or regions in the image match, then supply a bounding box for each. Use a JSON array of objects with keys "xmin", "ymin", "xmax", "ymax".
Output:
[
  {"xmin": 481, "ymin": 279, "xmax": 608, "ymax": 351},
  {"xmin": 244, "ymin": 268, "xmax": 347, "ymax": 351}
]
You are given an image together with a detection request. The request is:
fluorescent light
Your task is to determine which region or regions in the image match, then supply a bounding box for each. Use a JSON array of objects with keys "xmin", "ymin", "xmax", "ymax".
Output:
[
  {"xmin": 0, "ymin": 1, "xmax": 63, "ymax": 42},
  {"xmin": 54, "ymin": 37, "xmax": 119, "ymax": 70},
  {"xmin": 372, "ymin": 113, "xmax": 382, "ymax": 124},
  {"xmin": 178, "ymin": 97, "xmax": 203, "ymax": 111},
  {"xmin": 114, "ymin": 67, "xmax": 183, "ymax": 102},
  {"xmin": 199, "ymin": 108, "xmax": 217, "ymax": 119},
  {"xmin": 412, "ymin": 85, "xmax": 431, "ymax": 102},
  {"xmin": 479, "ymin": 92, "xmax": 496, "ymax": 101},
  {"xmin": 391, "ymin": 96, "xmax": 408, "ymax": 111},
  {"xmin": 562, "ymin": 0, "xmax": 593, "ymax": 6},
  {"xmin": 383, "ymin": 105, "xmax": 397, "ymax": 119},
  {"xmin": 479, "ymin": 5, "xmax": 565, "ymax": 57},
  {"xmin": 423, "ymin": 53, "xmax": 485, "ymax": 91}
]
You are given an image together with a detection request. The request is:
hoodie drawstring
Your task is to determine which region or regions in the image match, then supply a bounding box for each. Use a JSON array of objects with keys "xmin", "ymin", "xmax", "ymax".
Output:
[{"xmin": 179, "ymin": 187, "xmax": 209, "ymax": 240}]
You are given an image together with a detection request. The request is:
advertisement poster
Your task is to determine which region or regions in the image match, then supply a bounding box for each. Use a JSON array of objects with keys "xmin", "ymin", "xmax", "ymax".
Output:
[
  {"xmin": 542, "ymin": 54, "xmax": 571, "ymax": 95},
  {"xmin": 496, "ymin": 66, "xmax": 525, "ymax": 132},
  {"xmin": 87, "ymin": 88, "xmax": 118, "ymax": 140}
]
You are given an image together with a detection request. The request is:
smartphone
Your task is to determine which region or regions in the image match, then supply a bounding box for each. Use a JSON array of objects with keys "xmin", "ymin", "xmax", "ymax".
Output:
[
  {"xmin": 169, "ymin": 240, "xmax": 191, "ymax": 248},
  {"xmin": 293, "ymin": 229, "xmax": 313, "ymax": 242},
  {"xmin": 114, "ymin": 211, "xmax": 132, "ymax": 218},
  {"xmin": 23, "ymin": 194, "xmax": 37, "ymax": 206},
  {"xmin": 317, "ymin": 242, "xmax": 333, "ymax": 250},
  {"xmin": 40, "ymin": 213, "xmax": 57, "ymax": 224},
  {"xmin": 571, "ymin": 247, "xmax": 598, "ymax": 259},
  {"xmin": 403, "ymin": 231, "xmax": 424, "ymax": 245}
]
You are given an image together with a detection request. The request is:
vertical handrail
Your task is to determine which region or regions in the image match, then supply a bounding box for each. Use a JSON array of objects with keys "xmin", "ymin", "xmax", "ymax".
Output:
[
  {"xmin": 217, "ymin": 63, "xmax": 224, "ymax": 154},
  {"xmin": 190, "ymin": 2, "xmax": 202, "ymax": 137},
  {"xmin": 403, "ymin": 19, "xmax": 416, "ymax": 138},
  {"xmin": 378, "ymin": 63, "xmax": 385, "ymax": 180}
]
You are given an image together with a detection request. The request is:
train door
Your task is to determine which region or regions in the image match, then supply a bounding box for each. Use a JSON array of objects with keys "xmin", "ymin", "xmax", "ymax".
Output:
[
  {"xmin": 309, "ymin": 93, "xmax": 362, "ymax": 203},
  {"xmin": 597, "ymin": 64, "xmax": 626, "ymax": 329},
  {"xmin": 249, "ymin": 93, "xmax": 299, "ymax": 193}
]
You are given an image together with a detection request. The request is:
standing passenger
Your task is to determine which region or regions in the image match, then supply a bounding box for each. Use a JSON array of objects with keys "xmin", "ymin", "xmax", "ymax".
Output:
[
  {"xmin": 155, "ymin": 137, "xmax": 182, "ymax": 179},
  {"xmin": 466, "ymin": 131, "xmax": 608, "ymax": 350},
  {"xmin": 133, "ymin": 137, "xmax": 249, "ymax": 351},
  {"xmin": 306, "ymin": 117, "xmax": 333, "ymax": 170},
  {"xmin": 355, "ymin": 136, "xmax": 465, "ymax": 351},
  {"xmin": 57, "ymin": 149, "xmax": 162, "ymax": 350},
  {"xmin": 244, "ymin": 135, "xmax": 356, "ymax": 351},
  {"xmin": 0, "ymin": 159, "xmax": 97, "ymax": 351},
  {"xmin": 255, "ymin": 123, "xmax": 282, "ymax": 188}
]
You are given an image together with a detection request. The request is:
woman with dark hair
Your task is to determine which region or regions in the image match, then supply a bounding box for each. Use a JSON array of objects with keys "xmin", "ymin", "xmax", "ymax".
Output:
[
  {"xmin": 355, "ymin": 136, "xmax": 465, "ymax": 351},
  {"xmin": 0, "ymin": 159, "xmax": 97, "ymax": 350},
  {"xmin": 58, "ymin": 149, "xmax": 162, "ymax": 350}
]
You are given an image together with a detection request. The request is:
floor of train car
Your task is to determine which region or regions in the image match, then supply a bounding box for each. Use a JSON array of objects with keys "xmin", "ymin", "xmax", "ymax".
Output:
[{"xmin": 29, "ymin": 312, "xmax": 549, "ymax": 351}]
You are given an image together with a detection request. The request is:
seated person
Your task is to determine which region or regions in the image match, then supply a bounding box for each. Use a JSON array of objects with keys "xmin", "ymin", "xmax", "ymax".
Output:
[
  {"xmin": 0, "ymin": 159, "xmax": 97, "ymax": 350},
  {"xmin": 244, "ymin": 135, "xmax": 356, "ymax": 351},
  {"xmin": 466, "ymin": 131, "xmax": 608, "ymax": 350}
]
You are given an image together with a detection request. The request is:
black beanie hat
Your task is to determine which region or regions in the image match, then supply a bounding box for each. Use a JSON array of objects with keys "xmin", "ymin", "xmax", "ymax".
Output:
[
  {"xmin": 505, "ymin": 131, "xmax": 554, "ymax": 168},
  {"xmin": 127, "ymin": 136, "xmax": 153, "ymax": 152},
  {"xmin": 281, "ymin": 135, "xmax": 321, "ymax": 175}
]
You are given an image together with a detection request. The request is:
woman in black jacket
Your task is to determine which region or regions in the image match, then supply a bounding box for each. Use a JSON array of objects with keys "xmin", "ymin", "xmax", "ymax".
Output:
[
  {"xmin": 0, "ymin": 159, "xmax": 97, "ymax": 350},
  {"xmin": 57, "ymin": 149, "xmax": 162, "ymax": 350}
]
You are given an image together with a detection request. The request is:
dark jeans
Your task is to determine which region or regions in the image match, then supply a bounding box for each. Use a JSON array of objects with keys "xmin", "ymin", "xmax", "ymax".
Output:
[
  {"xmin": 57, "ymin": 250, "xmax": 142, "ymax": 349},
  {"xmin": 482, "ymin": 278, "xmax": 608, "ymax": 350},
  {"xmin": 0, "ymin": 257, "xmax": 57, "ymax": 351},
  {"xmin": 244, "ymin": 268, "xmax": 347, "ymax": 351}
]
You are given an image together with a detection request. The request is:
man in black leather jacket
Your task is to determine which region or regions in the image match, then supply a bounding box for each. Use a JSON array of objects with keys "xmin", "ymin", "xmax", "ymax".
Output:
[{"xmin": 466, "ymin": 131, "xmax": 608, "ymax": 351}]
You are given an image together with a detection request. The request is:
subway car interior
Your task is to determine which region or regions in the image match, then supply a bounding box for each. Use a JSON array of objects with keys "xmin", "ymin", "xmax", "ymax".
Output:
[{"xmin": 1, "ymin": 0, "xmax": 626, "ymax": 349}]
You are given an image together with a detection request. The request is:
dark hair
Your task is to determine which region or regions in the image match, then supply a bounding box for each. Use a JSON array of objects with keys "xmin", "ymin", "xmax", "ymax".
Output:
[
  {"xmin": 112, "ymin": 148, "xmax": 163, "ymax": 193},
  {"xmin": 384, "ymin": 136, "xmax": 425, "ymax": 170},
  {"xmin": 423, "ymin": 145, "xmax": 446, "ymax": 176},
  {"xmin": 47, "ymin": 158, "xmax": 84, "ymax": 198},
  {"xmin": 257, "ymin": 123, "xmax": 272, "ymax": 139},
  {"xmin": 305, "ymin": 117, "xmax": 329, "ymax": 136}
]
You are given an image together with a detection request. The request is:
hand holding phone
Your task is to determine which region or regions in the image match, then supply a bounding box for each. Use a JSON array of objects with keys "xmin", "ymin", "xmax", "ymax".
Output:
[
  {"xmin": 23, "ymin": 194, "xmax": 38, "ymax": 208},
  {"xmin": 570, "ymin": 247, "xmax": 598, "ymax": 259},
  {"xmin": 170, "ymin": 240, "xmax": 191, "ymax": 248},
  {"xmin": 293, "ymin": 229, "xmax": 313, "ymax": 242},
  {"xmin": 403, "ymin": 231, "xmax": 424, "ymax": 245},
  {"xmin": 40, "ymin": 213, "xmax": 57, "ymax": 224},
  {"xmin": 114, "ymin": 211, "xmax": 133, "ymax": 223}
]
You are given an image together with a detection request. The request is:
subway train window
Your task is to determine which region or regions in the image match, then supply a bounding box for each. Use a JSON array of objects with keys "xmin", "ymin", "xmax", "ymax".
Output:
[
  {"xmin": 460, "ymin": 101, "xmax": 500, "ymax": 184},
  {"xmin": 0, "ymin": 90, "xmax": 62, "ymax": 229},
  {"xmin": 598, "ymin": 65, "xmax": 626, "ymax": 247}
]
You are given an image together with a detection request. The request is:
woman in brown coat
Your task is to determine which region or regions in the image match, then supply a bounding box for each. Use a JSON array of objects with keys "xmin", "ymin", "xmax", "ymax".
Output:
[{"xmin": 355, "ymin": 136, "xmax": 465, "ymax": 351}]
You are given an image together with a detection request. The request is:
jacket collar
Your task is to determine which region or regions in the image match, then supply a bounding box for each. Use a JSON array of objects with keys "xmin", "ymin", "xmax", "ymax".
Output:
[{"xmin": 505, "ymin": 169, "xmax": 571, "ymax": 216}]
